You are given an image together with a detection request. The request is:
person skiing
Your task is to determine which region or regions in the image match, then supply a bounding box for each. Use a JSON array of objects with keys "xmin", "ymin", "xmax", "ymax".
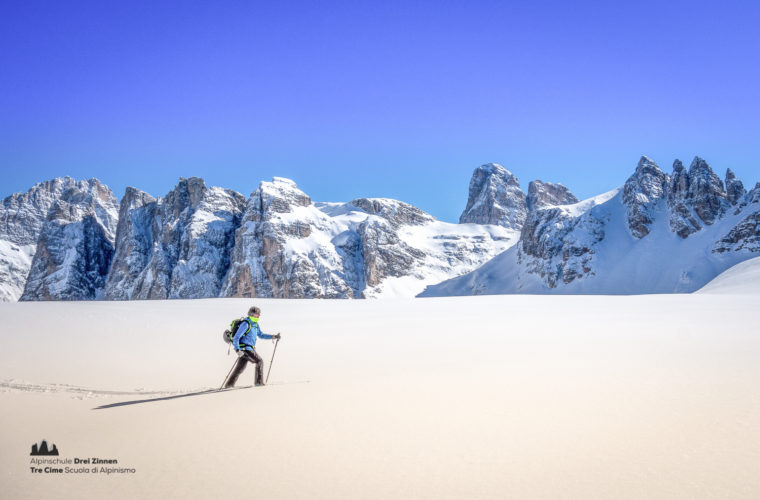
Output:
[{"xmin": 225, "ymin": 306, "xmax": 281, "ymax": 388}]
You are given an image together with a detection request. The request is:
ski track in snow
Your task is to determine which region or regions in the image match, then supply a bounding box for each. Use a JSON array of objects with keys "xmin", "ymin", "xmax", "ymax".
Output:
[
  {"xmin": 0, "ymin": 379, "xmax": 210, "ymax": 399},
  {"xmin": 0, "ymin": 379, "xmax": 310, "ymax": 399}
]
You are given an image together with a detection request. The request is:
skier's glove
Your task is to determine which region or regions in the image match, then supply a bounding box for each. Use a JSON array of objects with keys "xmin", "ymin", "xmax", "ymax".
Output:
[
  {"xmin": 236, "ymin": 350, "xmax": 246, "ymax": 358},
  {"xmin": 274, "ymin": 333, "xmax": 282, "ymax": 340}
]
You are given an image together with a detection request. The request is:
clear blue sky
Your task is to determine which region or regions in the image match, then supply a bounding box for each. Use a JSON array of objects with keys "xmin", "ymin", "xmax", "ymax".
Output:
[{"xmin": 1, "ymin": 0, "xmax": 758, "ymax": 222}]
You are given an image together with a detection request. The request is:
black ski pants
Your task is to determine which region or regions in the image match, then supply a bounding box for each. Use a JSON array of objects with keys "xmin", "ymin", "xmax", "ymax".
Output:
[{"xmin": 225, "ymin": 349, "xmax": 264, "ymax": 387}]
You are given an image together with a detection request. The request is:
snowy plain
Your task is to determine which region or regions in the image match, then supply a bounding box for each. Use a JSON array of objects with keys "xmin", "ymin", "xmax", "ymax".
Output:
[{"xmin": 1, "ymin": 284, "xmax": 758, "ymax": 498}]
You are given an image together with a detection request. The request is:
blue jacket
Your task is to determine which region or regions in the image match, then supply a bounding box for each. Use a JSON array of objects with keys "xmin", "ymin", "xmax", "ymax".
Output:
[{"xmin": 233, "ymin": 317, "xmax": 274, "ymax": 351}]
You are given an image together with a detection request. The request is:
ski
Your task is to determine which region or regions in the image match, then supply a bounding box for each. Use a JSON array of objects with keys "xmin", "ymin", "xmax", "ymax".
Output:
[{"xmin": 216, "ymin": 385, "xmax": 254, "ymax": 392}]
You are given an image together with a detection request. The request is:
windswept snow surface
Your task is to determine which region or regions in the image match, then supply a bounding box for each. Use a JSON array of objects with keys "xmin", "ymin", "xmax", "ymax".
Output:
[
  {"xmin": 697, "ymin": 256, "xmax": 760, "ymax": 294},
  {"xmin": 1, "ymin": 296, "xmax": 759, "ymax": 499}
]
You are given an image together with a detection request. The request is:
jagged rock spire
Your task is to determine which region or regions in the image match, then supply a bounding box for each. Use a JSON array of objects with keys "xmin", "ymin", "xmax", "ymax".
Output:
[
  {"xmin": 725, "ymin": 168, "xmax": 746, "ymax": 205},
  {"xmin": 686, "ymin": 157, "xmax": 728, "ymax": 226},
  {"xmin": 459, "ymin": 163, "xmax": 527, "ymax": 230},
  {"xmin": 622, "ymin": 156, "xmax": 669, "ymax": 238}
]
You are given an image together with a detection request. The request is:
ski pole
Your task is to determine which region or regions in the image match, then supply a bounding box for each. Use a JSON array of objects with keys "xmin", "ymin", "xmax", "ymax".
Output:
[
  {"xmin": 219, "ymin": 358, "xmax": 238, "ymax": 390},
  {"xmin": 265, "ymin": 337, "xmax": 280, "ymax": 384}
]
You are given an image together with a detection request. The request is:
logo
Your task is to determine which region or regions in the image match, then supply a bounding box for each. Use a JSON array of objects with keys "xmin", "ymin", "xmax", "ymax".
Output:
[
  {"xmin": 28, "ymin": 440, "xmax": 137, "ymax": 475},
  {"xmin": 30, "ymin": 440, "xmax": 59, "ymax": 456}
]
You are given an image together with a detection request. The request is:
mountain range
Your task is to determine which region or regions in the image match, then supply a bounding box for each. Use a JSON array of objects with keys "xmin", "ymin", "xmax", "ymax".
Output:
[
  {"xmin": 1, "ymin": 156, "xmax": 757, "ymax": 301},
  {"xmin": 422, "ymin": 156, "xmax": 760, "ymax": 296},
  {"xmin": 0, "ymin": 174, "xmax": 518, "ymax": 301}
]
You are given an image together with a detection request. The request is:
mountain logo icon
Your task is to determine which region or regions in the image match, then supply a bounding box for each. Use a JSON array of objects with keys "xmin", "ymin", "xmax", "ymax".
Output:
[{"xmin": 30, "ymin": 440, "xmax": 59, "ymax": 456}]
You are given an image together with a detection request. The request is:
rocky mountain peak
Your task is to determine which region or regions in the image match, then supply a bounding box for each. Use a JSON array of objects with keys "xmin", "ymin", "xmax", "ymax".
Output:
[
  {"xmin": 1, "ymin": 177, "xmax": 81, "ymax": 245},
  {"xmin": 19, "ymin": 178, "xmax": 119, "ymax": 301},
  {"xmin": 526, "ymin": 180, "xmax": 579, "ymax": 211},
  {"xmin": 459, "ymin": 163, "xmax": 527, "ymax": 229},
  {"xmin": 686, "ymin": 157, "xmax": 724, "ymax": 197},
  {"xmin": 633, "ymin": 156, "xmax": 668, "ymax": 189},
  {"xmin": 668, "ymin": 159, "xmax": 689, "ymax": 204},
  {"xmin": 725, "ymin": 168, "xmax": 746, "ymax": 205},
  {"xmin": 254, "ymin": 177, "xmax": 312, "ymax": 216},
  {"xmin": 622, "ymin": 156, "xmax": 669, "ymax": 238},
  {"xmin": 122, "ymin": 186, "xmax": 157, "ymax": 209},
  {"xmin": 749, "ymin": 183, "xmax": 760, "ymax": 204},
  {"xmin": 688, "ymin": 156, "xmax": 711, "ymax": 174},
  {"xmin": 1, "ymin": 177, "xmax": 91, "ymax": 301},
  {"xmin": 163, "ymin": 177, "xmax": 207, "ymax": 218},
  {"xmin": 426, "ymin": 155, "xmax": 760, "ymax": 296},
  {"xmin": 350, "ymin": 198, "xmax": 434, "ymax": 226},
  {"xmin": 685, "ymin": 157, "xmax": 728, "ymax": 226}
]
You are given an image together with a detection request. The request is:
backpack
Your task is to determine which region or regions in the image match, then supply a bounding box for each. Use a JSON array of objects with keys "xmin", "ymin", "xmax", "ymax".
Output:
[{"xmin": 223, "ymin": 317, "xmax": 251, "ymax": 344}]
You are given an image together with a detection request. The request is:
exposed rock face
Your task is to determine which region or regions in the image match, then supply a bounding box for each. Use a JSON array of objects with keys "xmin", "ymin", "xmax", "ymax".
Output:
[
  {"xmin": 668, "ymin": 157, "xmax": 730, "ymax": 238},
  {"xmin": 105, "ymin": 178, "xmax": 246, "ymax": 299},
  {"xmin": 668, "ymin": 159, "xmax": 701, "ymax": 238},
  {"xmin": 714, "ymin": 184, "xmax": 760, "ymax": 254},
  {"xmin": 713, "ymin": 212, "xmax": 760, "ymax": 253},
  {"xmin": 526, "ymin": 180, "xmax": 579, "ymax": 211},
  {"xmin": 350, "ymin": 197, "xmax": 434, "ymax": 226},
  {"xmin": 20, "ymin": 179, "xmax": 119, "ymax": 300},
  {"xmin": 103, "ymin": 187, "xmax": 158, "ymax": 300},
  {"xmin": 686, "ymin": 157, "xmax": 729, "ymax": 226},
  {"xmin": 518, "ymin": 205, "xmax": 606, "ymax": 288},
  {"xmin": 622, "ymin": 156, "xmax": 669, "ymax": 238},
  {"xmin": 358, "ymin": 218, "xmax": 426, "ymax": 287},
  {"xmin": 0, "ymin": 178, "xmax": 79, "ymax": 246},
  {"xmin": 725, "ymin": 168, "xmax": 746, "ymax": 206},
  {"xmin": 459, "ymin": 163, "xmax": 527, "ymax": 229},
  {"xmin": 221, "ymin": 178, "xmax": 329, "ymax": 298},
  {"xmin": 1, "ymin": 178, "xmax": 84, "ymax": 301}
]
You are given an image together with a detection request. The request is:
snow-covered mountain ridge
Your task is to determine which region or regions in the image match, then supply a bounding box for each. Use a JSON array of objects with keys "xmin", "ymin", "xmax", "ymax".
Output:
[
  {"xmin": 422, "ymin": 156, "xmax": 760, "ymax": 296},
  {"xmin": 216, "ymin": 177, "xmax": 517, "ymax": 299},
  {"xmin": 1, "ymin": 176, "xmax": 517, "ymax": 301},
  {"xmin": 3, "ymin": 155, "xmax": 757, "ymax": 301}
]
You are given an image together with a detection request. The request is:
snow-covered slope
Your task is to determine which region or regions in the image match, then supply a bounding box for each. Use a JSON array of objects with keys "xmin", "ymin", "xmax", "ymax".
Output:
[
  {"xmin": 696, "ymin": 256, "xmax": 760, "ymax": 294},
  {"xmin": 222, "ymin": 178, "xmax": 518, "ymax": 298},
  {"xmin": 0, "ymin": 240, "xmax": 35, "ymax": 302},
  {"xmin": 422, "ymin": 156, "xmax": 760, "ymax": 296}
]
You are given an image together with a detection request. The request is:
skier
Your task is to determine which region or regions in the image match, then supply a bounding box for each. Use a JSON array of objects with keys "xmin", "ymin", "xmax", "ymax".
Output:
[{"xmin": 225, "ymin": 306, "xmax": 281, "ymax": 388}]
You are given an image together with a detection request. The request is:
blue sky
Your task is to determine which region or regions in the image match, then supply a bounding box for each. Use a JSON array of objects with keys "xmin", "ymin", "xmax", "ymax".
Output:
[{"xmin": 1, "ymin": 0, "xmax": 758, "ymax": 222}]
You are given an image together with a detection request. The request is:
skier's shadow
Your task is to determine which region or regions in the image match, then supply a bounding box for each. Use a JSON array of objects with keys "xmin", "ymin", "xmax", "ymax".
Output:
[{"xmin": 92, "ymin": 387, "xmax": 248, "ymax": 410}]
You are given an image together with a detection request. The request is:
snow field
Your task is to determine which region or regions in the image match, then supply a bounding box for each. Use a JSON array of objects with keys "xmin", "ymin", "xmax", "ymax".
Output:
[
  {"xmin": 697, "ymin": 256, "xmax": 760, "ymax": 294},
  {"xmin": 1, "ymin": 294, "xmax": 759, "ymax": 499}
]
